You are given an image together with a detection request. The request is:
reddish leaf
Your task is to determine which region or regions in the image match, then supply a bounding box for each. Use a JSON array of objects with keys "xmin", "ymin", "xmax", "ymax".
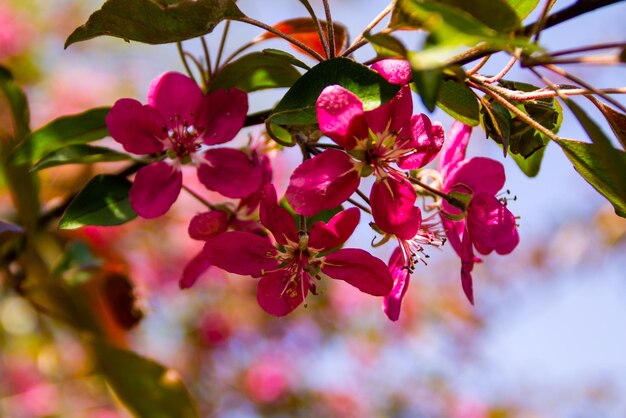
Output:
[{"xmin": 257, "ymin": 17, "xmax": 348, "ymax": 58}]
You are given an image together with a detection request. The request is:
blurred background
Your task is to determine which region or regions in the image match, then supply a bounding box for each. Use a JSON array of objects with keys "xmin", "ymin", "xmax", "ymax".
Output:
[{"xmin": 1, "ymin": 0, "xmax": 625, "ymax": 416}]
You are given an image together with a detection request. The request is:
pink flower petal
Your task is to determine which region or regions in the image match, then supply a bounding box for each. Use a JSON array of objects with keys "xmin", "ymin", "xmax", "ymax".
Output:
[
  {"xmin": 197, "ymin": 88, "xmax": 248, "ymax": 145},
  {"xmin": 188, "ymin": 210, "xmax": 229, "ymax": 240},
  {"xmin": 316, "ymin": 85, "xmax": 368, "ymax": 149},
  {"xmin": 257, "ymin": 271, "xmax": 307, "ymax": 316},
  {"xmin": 397, "ymin": 114, "xmax": 445, "ymax": 170},
  {"xmin": 370, "ymin": 177, "xmax": 421, "ymax": 239},
  {"xmin": 179, "ymin": 247, "xmax": 212, "ymax": 289},
  {"xmin": 364, "ymin": 85, "xmax": 412, "ymax": 135},
  {"xmin": 467, "ymin": 193, "xmax": 519, "ymax": 256},
  {"xmin": 198, "ymin": 148, "xmax": 263, "ymax": 198},
  {"xmin": 370, "ymin": 59, "xmax": 411, "ymax": 85},
  {"xmin": 147, "ymin": 72, "xmax": 203, "ymax": 128},
  {"xmin": 460, "ymin": 227, "xmax": 475, "ymax": 304},
  {"xmin": 308, "ymin": 207, "xmax": 360, "ymax": 252},
  {"xmin": 203, "ymin": 232, "xmax": 279, "ymax": 278},
  {"xmin": 239, "ymin": 154, "xmax": 273, "ymax": 214},
  {"xmin": 260, "ymin": 184, "xmax": 298, "ymax": 246},
  {"xmin": 129, "ymin": 162, "xmax": 181, "ymax": 218},
  {"xmin": 383, "ymin": 247, "xmax": 411, "ymax": 321},
  {"xmin": 438, "ymin": 121, "xmax": 471, "ymax": 176},
  {"xmin": 322, "ymin": 248, "xmax": 393, "ymax": 296},
  {"xmin": 446, "ymin": 157, "xmax": 505, "ymax": 196},
  {"xmin": 286, "ymin": 149, "xmax": 360, "ymax": 217},
  {"xmin": 440, "ymin": 215, "xmax": 465, "ymax": 258},
  {"xmin": 106, "ymin": 98, "xmax": 165, "ymax": 155}
]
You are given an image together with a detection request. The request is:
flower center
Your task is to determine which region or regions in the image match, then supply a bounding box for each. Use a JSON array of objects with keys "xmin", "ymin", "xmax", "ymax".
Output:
[{"xmin": 164, "ymin": 114, "xmax": 204, "ymax": 160}]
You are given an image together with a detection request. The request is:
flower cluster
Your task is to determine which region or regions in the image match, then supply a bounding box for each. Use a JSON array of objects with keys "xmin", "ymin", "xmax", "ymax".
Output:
[{"xmin": 106, "ymin": 60, "xmax": 520, "ymax": 320}]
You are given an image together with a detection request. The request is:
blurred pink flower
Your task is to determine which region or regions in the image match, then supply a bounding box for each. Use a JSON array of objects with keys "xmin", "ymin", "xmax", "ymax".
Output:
[{"xmin": 0, "ymin": 4, "xmax": 34, "ymax": 61}]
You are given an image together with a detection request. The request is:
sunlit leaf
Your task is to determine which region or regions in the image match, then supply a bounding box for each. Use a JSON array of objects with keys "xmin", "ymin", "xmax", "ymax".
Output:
[
  {"xmin": 437, "ymin": 79, "xmax": 480, "ymax": 126},
  {"xmin": 408, "ymin": 50, "xmax": 443, "ymax": 112},
  {"xmin": 9, "ymin": 107, "xmax": 111, "ymax": 166},
  {"xmin": 59, "ymin": 175, "xmax": 137, "ymax": 229},
  {"xmin": 439, "ymin": 0, "xmax": 521, "ymax": 33},
  {"xmin": 510, "ymin": 145, "xmax": 546, "ymax": 177},
  {"xmin": 391, "ymin": 0, "xmax": 534, "ymax": 51},
  {"xmin": 95, "ymin": 343, "xmax": 199, "ymax": 418},
  {"xmin": 256, "ymin": 17, "xmax": 348, "ymax": 58},
  {"xmin": 65, "ymin": 0, "xmax": 245, "ymax": 47},
  {"xmin": 209, "ymin": 51, "xmax": 302, "ymax": 92},
  {"xmin": 364, "ymin": 33, "xmax": 407, "ymax": 59},
  {"xmin": 507, "ymin": 0, "xmax": 540, "ymax": 20},
  {"xmin": 31, "ymin": 144, "xmax": 130, "ymax": 172}
]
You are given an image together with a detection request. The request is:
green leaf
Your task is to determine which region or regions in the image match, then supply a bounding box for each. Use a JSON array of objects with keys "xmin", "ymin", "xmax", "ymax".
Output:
[
  {"xmin": 553, "ymin": 138, "xmax": 626, "ymax": 217},
  {"xmin": 481, "ymin": 100, "xmax": 512, "ymax": 153},
  {"xmin": 391, "ymin": 0, "xmax": 535, "ymax": 51},
  {"xmin": 209, "ymin": 51, "xmax": 302, "ymax": 92},
  {"xmin": 65, "ymin": 0, "xmax": 245, "ymax": 48},
  {"xmin": 269, "ymin": 57, "xmax": 400, "ymax": 126},
  {"xmin": 9, "ymin": 107, "xmax": 111, "ymax": 166},
  {"xmin": 437, "ymin": 79, "xmax": 480, "ymax": 126},
  {"xmin": 59, "ymin": 175, "xmax": 137, "ymax": 229},
  {"xmin": 95, "ymin": 343, "xmax": 199, "ymax": 418},
  {"xmin": 31, "ymin": 144, "xmax": 130, "ymax": 172},
  {"xmin": 407, "ymin": 50, "xmax": 443, "ymax": 112},
  {"xmin": 438, "ymin": 0, "xmax": 521, "ymax": 33},
  {"xmin": 0, "ymin": 67, "xmax": 40, "ymax": 235},
  {"xmin": 261, "ymin": 49, "xmax": 310, "ymax": 70},
  {"xmin": 507, "ymin": 0, "xmax": 540, "ymax": 20},
  {"xmin": 560, "ymin": 99, "xmax": 626, "ymax": 217},
  {"xmin": 364, "ymin": 33, "xmax": 407, "ymax": 59},
  {"xmin": 510, "ymin": 144, "xmax": 546, "ymax": 177},
  {"xmin": 0, "ymin": 66, "xmax": 30, "ymax": 144},
  {"xmin": 499, "ymin": 81, "xmax": 562, "ymax": 151},
  {"xmin": 587, "ymin": 96, "xmax": 626, "ymax": 150}
]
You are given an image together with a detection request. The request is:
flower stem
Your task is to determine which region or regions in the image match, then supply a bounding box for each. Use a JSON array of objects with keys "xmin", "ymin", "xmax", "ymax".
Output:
[
  {"xmin": 407, "ymin": 176, "xmax": 448, "ymax": 199},
  {"xmin": 322, "ymin": 0, "xmax": 335, "ymax": 58},
  {"xmin": 201, "ymin": 36, "xmax": 212, "ymax": 82},
  {"xmin": 176, "ymin": 42, "xmax": 198, "ymax": 85},
  {"xmin": 233, "ymin": 16, "xmax": 325, "ymax": 61},
  {"xmin": 342, "ymin": 3, "xmax": 393, "ymax": 57},
  {"xmin": 215, "ymin": 20, "xmax": 231, "ymax": 73},
  {"xmin": 348, "ymin": 198, "xmax": 372, "ymax": 214},
  {"xmin": 182, "ymin": 185, "xmax": 214, "ymax": 209},
  {"xmin": 300, "ymin": 0, "xmax": 331, "ymax": 59}
]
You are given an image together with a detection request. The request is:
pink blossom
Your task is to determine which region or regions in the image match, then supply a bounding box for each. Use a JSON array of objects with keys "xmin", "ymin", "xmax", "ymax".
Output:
[
  {"xmin": 106, "ymin": 72, "xmax": 257, "ymax": 218},
  {"xmin": 286, "ymin": 60, "xmax": 443, "ymax": 238},
  {"xmin": 203, "ymin": 184, "xmax": 393, "ymax": 316},
  {"xmin": 439, "ymin": 122, "xmax": 519, "ymax": 303}
]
